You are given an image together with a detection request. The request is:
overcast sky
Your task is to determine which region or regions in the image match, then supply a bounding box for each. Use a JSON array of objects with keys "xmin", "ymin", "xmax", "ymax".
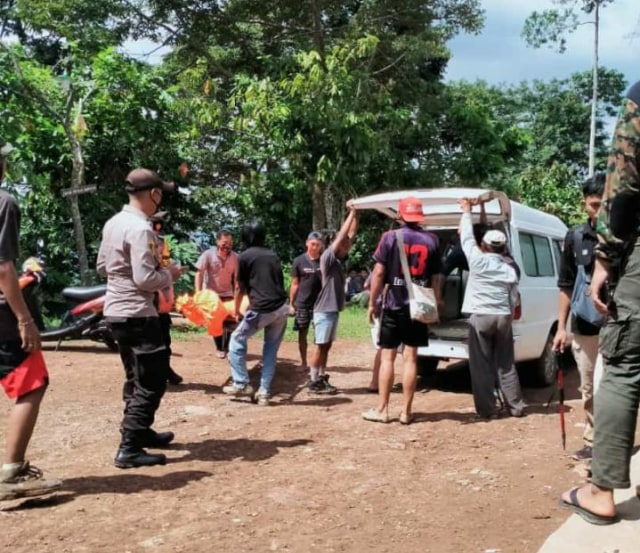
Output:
[{"xmin": 446, "ymin": 0, "xmax": 638, "ymax": 88}]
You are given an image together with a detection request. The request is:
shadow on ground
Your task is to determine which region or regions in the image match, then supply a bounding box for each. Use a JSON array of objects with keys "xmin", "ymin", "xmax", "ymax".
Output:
[
  {"xmin": 424, "ymin": 360, "xmax": 582, "ymax": 409},
  {"xmin": 1, "ymin": 470, "xmax": 213, "ymax": 511},
  {"xmin": 173, "ymin": 437, "xmax": 313, "ymax": 463}
]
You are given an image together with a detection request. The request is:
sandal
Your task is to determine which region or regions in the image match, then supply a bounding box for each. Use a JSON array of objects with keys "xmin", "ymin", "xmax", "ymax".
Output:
[
  {"xmin": 559, "ymin": 487, "xmax": 618, "ymax": 526},
  {"xmin": 399, "ymin": 412, "xmax": 415, "ymax": 425},
  {"xmin": 361, "ymin": 408, "xmax": 390, "ymax": 423}
]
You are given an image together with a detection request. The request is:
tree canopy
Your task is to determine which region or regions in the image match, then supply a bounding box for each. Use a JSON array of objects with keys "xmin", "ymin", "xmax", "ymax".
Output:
[{"xmin": 0, "ymin": 0, "xmax": 628, "ymax": 305}]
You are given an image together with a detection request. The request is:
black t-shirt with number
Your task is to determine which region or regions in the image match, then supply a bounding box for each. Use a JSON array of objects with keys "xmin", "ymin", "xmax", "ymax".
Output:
[
  {"xmin": 372, "ymin": 226, "xmax": 442, "ymax": 311},
  {"xmin": 290, "ymin": 253, "xmax": 321, "ymax": 309},
  {"xmin": 237, "ymin": 246, "xmax": 287, "ymax": 313},
  {"xmin": 0, "ymin": 190, "xmax": 21, "ymax": 343}
]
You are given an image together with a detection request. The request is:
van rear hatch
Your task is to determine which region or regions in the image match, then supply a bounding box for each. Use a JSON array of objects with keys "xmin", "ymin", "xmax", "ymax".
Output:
[
  {"xmin": 350, "ymin": 188, "xmax": 513, "ymax": 359},
  {"xmin": 349, "ymin": 188, "xmax": 511, "ymax": 227}
]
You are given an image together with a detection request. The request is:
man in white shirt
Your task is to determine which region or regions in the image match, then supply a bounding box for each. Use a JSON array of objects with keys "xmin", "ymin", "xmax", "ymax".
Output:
[{"xmin": 459, "ymin": 198, "xmax": 525, "ymax": 419}]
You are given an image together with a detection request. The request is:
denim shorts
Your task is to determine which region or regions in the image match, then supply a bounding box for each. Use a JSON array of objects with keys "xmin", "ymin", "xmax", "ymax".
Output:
[{"xmin": 313, "ymin": 311, "xmax": 339, "ymax": 344}]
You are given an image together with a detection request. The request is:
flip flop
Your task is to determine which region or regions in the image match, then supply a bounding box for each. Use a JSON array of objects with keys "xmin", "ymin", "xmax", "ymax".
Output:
[{"xmin": 559, "ymin": 488, "xmax": 618, "ymax": 526}]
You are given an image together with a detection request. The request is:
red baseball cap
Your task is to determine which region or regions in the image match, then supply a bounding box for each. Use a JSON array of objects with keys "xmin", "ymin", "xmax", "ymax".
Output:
[{"xmin": 398, "ymin": 196, "xmax": 424, "ymax": 223}]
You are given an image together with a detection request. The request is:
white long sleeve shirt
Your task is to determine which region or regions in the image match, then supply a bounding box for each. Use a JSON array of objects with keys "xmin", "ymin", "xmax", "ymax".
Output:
[{"xmin": 459, "ymin": 212, "xmax": 518, "ymax": 316}]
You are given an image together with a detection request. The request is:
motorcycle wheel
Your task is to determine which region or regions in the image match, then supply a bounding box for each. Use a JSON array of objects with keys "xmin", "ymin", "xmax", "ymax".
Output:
[{"xmin": 104, "ymin": 337, "xmax": 119, "ymax": 352}]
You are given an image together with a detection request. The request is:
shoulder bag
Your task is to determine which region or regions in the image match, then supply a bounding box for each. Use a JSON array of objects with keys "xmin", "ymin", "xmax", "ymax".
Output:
[{"xmin": 395, "ymin": 229, "xmax": 439, "ymax": 325}]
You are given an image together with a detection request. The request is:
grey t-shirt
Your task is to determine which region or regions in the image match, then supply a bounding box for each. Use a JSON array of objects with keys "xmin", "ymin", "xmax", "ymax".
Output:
[
  {"xmin": 314, "ymin": 247, "xmax": 346, "ymax": 313},
  {"xmin": 0, "ymin": 190, "xmax": 21, "ymax": 341}
]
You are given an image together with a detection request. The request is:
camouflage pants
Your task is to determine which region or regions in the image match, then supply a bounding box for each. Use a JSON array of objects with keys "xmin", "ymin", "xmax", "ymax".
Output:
[{"xmin": 592, "ymin": 242, "xmax": 640, "ymax": 489}]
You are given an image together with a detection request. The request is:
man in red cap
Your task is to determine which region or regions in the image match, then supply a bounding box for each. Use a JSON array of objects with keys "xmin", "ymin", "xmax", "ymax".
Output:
[{"xmin": 363, "ymin": 196, "xmax": 443, "ymax": 424}]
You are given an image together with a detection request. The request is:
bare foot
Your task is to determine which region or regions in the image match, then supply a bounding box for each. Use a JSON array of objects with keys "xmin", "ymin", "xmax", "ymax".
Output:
[{"xmin": 561, "ymin": 484, "xmax": 616, "ymax": 519}]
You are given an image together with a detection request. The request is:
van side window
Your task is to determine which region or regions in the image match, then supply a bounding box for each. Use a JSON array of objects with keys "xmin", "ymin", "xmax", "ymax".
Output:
[
  {"xmin": 519, "ymin": 232, "xmax": 556, "ymax": 277},
  {"xmin": 552, "ymin": 239, "xmax": 563, "ymax": 273}
]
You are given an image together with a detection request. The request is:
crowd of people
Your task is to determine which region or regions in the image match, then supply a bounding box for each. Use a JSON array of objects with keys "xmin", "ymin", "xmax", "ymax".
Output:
[{"xmin": 0, "ymin": 79, "xmax": 638, "ymax": 531}]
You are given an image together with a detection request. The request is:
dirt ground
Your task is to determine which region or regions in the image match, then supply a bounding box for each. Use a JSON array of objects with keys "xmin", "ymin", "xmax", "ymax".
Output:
[{"xmin": 0, "ymin": 333, "xmax": 633, "ymax": 553}]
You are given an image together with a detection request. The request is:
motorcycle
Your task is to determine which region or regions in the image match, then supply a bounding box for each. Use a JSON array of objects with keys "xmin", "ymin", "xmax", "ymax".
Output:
[{"xmin": 19, "ymin": 257, "xmax": 118, "ymax": 351}]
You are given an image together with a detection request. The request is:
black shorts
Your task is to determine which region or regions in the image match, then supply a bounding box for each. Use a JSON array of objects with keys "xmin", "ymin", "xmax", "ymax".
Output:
[
  {"xmin": 378, "ymin": 307, "xmax": 429, "ymax": 350},
  {"xmin": 293, "ymin": 308, "xmax": 313, "ymax": 331}
]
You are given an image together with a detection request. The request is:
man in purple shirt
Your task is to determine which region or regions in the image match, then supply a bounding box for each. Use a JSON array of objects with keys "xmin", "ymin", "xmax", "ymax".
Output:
[{"xmin": 363, "ymin": 196, "xmax": 443, "ymax": 424}]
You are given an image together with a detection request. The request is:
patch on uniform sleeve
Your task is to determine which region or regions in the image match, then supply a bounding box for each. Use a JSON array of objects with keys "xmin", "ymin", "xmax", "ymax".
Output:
[{"xmin": 148, "ymin": 240, "xmax": 157, "ymax": 257}]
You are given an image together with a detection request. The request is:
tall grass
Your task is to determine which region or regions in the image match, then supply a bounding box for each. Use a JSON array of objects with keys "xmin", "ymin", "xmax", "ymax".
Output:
[{"xmin": 283, "ymin": 304, "xmax": 371, "ymax": 342}]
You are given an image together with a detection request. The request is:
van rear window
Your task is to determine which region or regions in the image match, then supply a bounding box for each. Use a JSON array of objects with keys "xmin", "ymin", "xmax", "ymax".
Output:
[{"xmin": 519, "ymin": 232, "xmax": 555, "ymax": 277}]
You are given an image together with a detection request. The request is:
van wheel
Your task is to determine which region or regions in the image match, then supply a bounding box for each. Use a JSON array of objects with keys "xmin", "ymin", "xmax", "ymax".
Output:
[{"xmin": 521, "ymin": 332, "xmax": 557, "ymax": 387}]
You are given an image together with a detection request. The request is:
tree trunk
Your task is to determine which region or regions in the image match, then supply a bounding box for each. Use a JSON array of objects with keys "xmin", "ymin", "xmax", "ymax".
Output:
[
  {"xmin": 588, "ymin": 1, "xmax": 599, "ymax": 178},
  {"xmin": 68, "ymin": 134, "xmax": 91, "ymax": 285},
  {"xmin": 309, "ymin": 0, "xmax": 327, "ymax": 69},
  {"xmin": 312, "ymin": 180, "xmax": 327, "ymax": 231}
]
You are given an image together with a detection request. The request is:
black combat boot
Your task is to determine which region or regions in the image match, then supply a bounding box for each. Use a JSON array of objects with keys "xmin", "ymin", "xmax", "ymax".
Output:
[
  {"xmin": 139, "ymin": 430, "xmax": 175, "ymax": 449},
  {"xmin": 114, "ymin": 432, "xmax": 167, "ymax": 469},
  {"xmin": 167, "ymin": 367, "xmax": 183, "ymax": 385}
]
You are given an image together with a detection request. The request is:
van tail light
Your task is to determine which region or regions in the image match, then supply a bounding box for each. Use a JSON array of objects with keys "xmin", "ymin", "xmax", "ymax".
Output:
[{"xmin": 514, "ymin": 292, "xmax": 522, "ymax": 321}]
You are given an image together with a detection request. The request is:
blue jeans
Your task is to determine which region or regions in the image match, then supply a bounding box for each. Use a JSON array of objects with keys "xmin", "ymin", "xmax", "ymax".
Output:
[{"xmin": 228, "ymin": 304, "xmax": 289, "ymax": 393}]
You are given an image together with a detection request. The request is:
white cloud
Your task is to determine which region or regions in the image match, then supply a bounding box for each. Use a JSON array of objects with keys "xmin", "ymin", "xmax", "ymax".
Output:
[{"xmin": 446, "ymin": 0, "xmax": 639, "ymax": 87}]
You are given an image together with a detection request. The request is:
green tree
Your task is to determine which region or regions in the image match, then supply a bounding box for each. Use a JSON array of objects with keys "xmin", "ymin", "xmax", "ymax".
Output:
[
  {"xmin": 147, "ymin": 0, "xmax": 485, "ymax": 235},
  {"xmin": 522, "ymin": 0, "xmax": 616, "ymax": 177}
]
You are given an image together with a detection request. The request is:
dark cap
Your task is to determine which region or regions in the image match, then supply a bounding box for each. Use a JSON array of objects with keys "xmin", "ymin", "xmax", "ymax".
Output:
[
  {"xmin": 125, "ymin": 168, "xmax": 176, "ymax": 193},
  {"xmin": 307, "ymin": 231, "xmax": 323, "ymax": 241}
]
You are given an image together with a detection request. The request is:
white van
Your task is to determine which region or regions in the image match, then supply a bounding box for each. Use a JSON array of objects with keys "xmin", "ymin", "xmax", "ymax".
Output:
[{"xmin": 351, "ymin": 187, "xmax": 568, "ymax": 386}]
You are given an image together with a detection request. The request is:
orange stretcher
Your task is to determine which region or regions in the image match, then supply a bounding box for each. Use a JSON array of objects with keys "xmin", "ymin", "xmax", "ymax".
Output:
[{"xmin": 175, "ymin": 290, "xmax": 249, "ymax": 337}]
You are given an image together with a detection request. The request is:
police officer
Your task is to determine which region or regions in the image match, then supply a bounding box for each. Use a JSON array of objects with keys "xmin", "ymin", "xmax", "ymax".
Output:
[{"xmin": 97, "ymin": 168, "xmax": 183, "ymax": 469}]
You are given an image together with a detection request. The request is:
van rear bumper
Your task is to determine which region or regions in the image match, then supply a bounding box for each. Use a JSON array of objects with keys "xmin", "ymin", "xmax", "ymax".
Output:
[
  {"xmin": 417, "ymin": 340, "xmax": 469, "ymax": 359},
  {"xmin": 416, "ymin": 334, "xmax": 521, "ymax": 360}
]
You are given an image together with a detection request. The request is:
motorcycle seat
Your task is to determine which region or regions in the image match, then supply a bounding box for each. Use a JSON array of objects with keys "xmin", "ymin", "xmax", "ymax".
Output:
[{"xmin": 62, "ymin": 285, "xmax": 107, "ymax": 302}]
